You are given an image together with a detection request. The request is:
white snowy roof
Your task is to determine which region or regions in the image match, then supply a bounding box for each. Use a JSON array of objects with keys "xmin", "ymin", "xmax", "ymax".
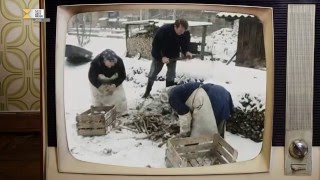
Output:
[
  {"xmin": 122, "ymin": 20, "xmax": 155, "ymax": 25},
  {"xmin": 216, "ymin": 12, "xmax": 254, "ymax": 18},
  {"xmin": 155, "ymin": 20, "xmax": 212, "ymax": 27},
  {"xmin": 108, "ymin": 18, "xmax": 128, "ymax": 22},
  {"xmin": 98, "ymin": 17, "xmax": 108, "ymax": 21},
  {"xmin": 122, "ymin": 19, "xmax": 212, "ymax": 27},
  {"xmin": 203, "ymin": 10, "xmax": 219, "ymax": 13}
]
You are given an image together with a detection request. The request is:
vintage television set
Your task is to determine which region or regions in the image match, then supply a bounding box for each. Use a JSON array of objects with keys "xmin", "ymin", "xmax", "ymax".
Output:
[{"xmin": 42, "ymin": 1, "xmax": 320, "ymax": 180}]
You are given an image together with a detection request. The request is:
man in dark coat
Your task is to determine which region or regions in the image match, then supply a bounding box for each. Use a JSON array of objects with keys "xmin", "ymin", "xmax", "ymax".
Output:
[
  {"xmin": 160, "ymin": 82, "xmax": 234, "ymax": 138},
  {"xmin": 88, "ymin": 49, "xmax": 127, "ymax": 115},
  {"xmin": 142, "ymin": 19, "xmax": 193, "ymax": 98}
]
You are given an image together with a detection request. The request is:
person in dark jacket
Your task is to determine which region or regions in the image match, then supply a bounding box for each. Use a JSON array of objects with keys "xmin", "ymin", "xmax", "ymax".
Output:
[
  {"xmin": 160, "ymin": 82, "xmax": 234, "ymax": 138},
  {"xmin": 88, "ymin": 49, "xmax": 127, "ymax": 115},
  {"xmin": 142, "ymin": 19, "xmax": 193, "ymax": 98}
]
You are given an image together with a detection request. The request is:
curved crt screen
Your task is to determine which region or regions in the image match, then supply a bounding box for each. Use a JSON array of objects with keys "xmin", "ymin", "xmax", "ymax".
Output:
[{"xmin": 63, "ymin": 8, "xmax": 266, "ymax": 168}]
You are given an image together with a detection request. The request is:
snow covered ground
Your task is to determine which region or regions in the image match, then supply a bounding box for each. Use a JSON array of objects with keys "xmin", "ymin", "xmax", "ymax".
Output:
[{"xmin": 64, "ymin": 26, "xmax": 265, "ymax": 168}]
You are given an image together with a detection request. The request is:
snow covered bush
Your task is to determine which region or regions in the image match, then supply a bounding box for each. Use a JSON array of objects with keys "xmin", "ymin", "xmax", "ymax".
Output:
[{"xmin": 226, "ymin": 93, "xmax": 264, "ymax": 142}]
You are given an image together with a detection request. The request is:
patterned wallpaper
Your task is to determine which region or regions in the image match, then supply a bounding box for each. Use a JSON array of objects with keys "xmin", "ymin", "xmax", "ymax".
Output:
[{"xmin": 0, "ymin": 0, "xmax": 40, "ymax": 111}]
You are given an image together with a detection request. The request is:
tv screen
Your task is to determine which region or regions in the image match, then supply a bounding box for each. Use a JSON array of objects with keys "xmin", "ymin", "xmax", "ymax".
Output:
[
  {"xmin": 52, "ymin": 3, "xmax": 274, "ymax": 175},
  {"xmin": 64, "ymin": 9, "xmax": 265, "ymax": 167}
]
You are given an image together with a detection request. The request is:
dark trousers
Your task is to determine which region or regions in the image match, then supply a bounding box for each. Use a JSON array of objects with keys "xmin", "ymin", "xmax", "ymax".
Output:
[{"xmin": 147, "ymin": 57, "xmax": 177, "ymax": 82}]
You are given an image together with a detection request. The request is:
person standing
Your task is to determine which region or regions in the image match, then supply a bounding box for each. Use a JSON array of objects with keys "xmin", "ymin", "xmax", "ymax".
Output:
[
  {"xmin": 88, "ymin": 49, "xmax": 128, "ymax": 115},
  {"xmin": 142, "ymin": 19, "xmax": 193, "ymax": 98}
]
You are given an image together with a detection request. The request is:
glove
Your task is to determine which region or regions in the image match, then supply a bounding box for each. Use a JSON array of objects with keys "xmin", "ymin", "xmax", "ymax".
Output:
[
  {"xmin": 178, "ymin": 112, "xmax": 192, "ymax": 137},
  {"xmin": 160, "ymin": 89, "xmax": 169, "ymax": 103},
  {"xmin": 160, "ymin": 86, "xmax": 176, "ymax": 103}
]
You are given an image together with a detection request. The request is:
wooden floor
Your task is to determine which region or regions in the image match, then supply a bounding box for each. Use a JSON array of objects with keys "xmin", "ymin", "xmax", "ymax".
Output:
[{"xmin": 0, "ymin": 113, "xmax": 42, "ymax": 180}]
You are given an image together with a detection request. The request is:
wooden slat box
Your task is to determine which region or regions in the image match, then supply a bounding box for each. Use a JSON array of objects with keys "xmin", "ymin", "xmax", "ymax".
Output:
[
  {"xmin": 165, "ymin": 134, "xmax": 238, "ymax": 168},
  {"xmin": 76, "ymin": 105, "xmax": 117, "ymax": 136}
]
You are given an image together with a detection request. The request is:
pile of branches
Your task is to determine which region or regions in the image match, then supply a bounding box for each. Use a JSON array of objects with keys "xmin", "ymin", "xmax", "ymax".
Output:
[
  {"xmin": 122, "ymin": 113, "xmax": 180, "ymax": 147},
  {"xmin": 226, "ymin": 94, "xmax": 265, "ymax": 142}
]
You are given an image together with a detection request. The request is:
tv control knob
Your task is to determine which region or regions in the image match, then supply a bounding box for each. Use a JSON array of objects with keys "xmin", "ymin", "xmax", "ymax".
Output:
[{"xmin": 289, "ymin": 139, "xmax": 308, "ymax": 159}]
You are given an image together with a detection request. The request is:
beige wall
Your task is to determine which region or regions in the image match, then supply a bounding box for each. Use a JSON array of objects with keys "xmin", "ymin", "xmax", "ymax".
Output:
[{"xmin": 0, "ymin": 0, "xmax": 40, "ymax": 111}]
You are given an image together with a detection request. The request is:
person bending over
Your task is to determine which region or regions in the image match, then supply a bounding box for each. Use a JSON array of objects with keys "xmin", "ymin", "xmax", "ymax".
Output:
[{"xmin": 161, "ymin": 82, "xmax": 234, "ymax": 138}]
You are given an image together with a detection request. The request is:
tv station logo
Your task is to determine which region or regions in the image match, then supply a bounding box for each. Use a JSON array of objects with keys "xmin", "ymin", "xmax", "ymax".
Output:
[{"xmin": 23, "ymin": 9, "xmax": 50, "ymax": 22}]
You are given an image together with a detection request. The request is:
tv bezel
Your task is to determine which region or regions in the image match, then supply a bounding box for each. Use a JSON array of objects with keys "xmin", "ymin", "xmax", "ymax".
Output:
[{"xmin": 54, "ymin": 3, "xmax": 274, "ymax": 175}]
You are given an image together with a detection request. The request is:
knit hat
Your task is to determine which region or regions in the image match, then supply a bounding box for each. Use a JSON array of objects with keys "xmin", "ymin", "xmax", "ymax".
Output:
[{"xmin": 101, "ymin": 49, "xmax": 118, "ymax": 63}]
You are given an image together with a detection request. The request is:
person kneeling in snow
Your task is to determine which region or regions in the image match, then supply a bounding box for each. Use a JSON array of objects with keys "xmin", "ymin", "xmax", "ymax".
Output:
[
  {"xmin": 161, "ymin": 82, "xmax": 234, "ymax": 138},
  {"xmin": 88, "ymin": 49, "xmax": 128, "ymax": 115}
]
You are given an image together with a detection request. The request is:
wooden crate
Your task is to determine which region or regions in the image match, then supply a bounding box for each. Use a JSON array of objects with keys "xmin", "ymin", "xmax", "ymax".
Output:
[
  {"xmin": 76, "ymin": 105, "xmax": 117, "ymax": 136},
  {"xmin": 165, "ymin": 134, "xmax": 238, "ymax": 168}
]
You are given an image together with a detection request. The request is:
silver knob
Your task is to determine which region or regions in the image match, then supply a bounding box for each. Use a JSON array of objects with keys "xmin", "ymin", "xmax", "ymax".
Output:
[{"xmin": 289, "ymin": 139, "xmax": 308, "ymax": 159}]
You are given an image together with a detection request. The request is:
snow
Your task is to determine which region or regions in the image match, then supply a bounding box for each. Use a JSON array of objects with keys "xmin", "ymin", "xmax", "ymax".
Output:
[
  {"xmin": 108, "ymin": 18, "xmax": 128, "ymax": 22},
  {"xmin": 64, "ymin": 25, "xmax": 264, "ymax": 168},
  {"xmin": 191, "ymin": 20, "xmax": 239, "ymax": 61},
  {"xmin": 98, "ymin": 17, "xmax": 108, "ymax": 21},
  {"xmin": 153, "ymin": 19, "xmax": 213, "ymax": 27},
  {"xmin": 122, "ymin": 19, "xmax": 213, "ymax": 27}
]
